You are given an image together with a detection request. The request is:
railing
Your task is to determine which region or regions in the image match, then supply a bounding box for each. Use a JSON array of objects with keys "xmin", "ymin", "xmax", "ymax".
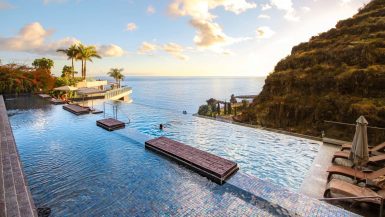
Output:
[
  {"xmin": 105, "ymin": 86, "xmax": 132, "ymax": 99},
  {"xmin": 320, "ymin": 196, "xmax": 383, "ymax": 217},
  {"xmin": 103, "ymin": 102, "xmax": 131, "ymax": 124},
  {"xmin": 323, "ymin": 120, "xmax": 385, "ymax": 146}
]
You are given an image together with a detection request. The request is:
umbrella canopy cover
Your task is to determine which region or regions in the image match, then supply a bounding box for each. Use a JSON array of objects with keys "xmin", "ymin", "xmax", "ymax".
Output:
[
  {"xmin": 54, "ymin": 86, "xmax": 78, "ymax": 91},
  {"xmin": 77, "ymin": 87, "xmax": 106, "ymax": 95},
  {"xmin": 349, "ymin": 116, "xmax": 369, "ymax": 166}
]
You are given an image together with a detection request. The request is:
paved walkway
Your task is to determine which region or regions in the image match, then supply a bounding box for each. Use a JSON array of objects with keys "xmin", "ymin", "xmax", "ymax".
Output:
[
  {"xmin": 0, "ymin": 95, "xmax": 37, "ymax": 217},
  {"xmin": 300, "ymin": 142, "xmax": 340, "ymax": 198}
]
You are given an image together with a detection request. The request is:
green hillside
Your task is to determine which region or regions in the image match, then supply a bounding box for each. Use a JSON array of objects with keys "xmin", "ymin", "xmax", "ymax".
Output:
[{"xmin": 241, "ymin": 0, "xmax": 385, "ymax": 139}]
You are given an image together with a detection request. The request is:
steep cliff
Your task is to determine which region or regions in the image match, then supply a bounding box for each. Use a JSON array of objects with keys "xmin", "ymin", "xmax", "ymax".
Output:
[{"xmin": 242, "ymin": 0, "xmax": 385, "ymax": 138}]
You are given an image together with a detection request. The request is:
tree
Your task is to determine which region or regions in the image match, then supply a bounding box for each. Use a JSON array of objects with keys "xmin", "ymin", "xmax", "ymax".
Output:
[
  {"xmin": 56, "ymin": 44, "xmax": 78, "ymax": 78},
  {"xmin": 206, "ymin": 98, "xmax": 217, "ymax": 106},
  {"xmin": 32, "ymin": 58, "xmax": 54, "ymax": 72},
  {"xmin": 198, "ymin": 105, "xmax": 210, "ymax": 116},
  {"xmin": 230, "ymin": 94, "xmax": 237, "ymax": 104},
  {"xmin": 107, "ymin": 68, "xmax": 125, "ymax": 88},
  {"xmin": 76, "ymin": 44, "xmax": 101, "ymax": 79},
  {"xmin": 61, "ymin": 65, "xmax": 73, "ymax": 78}
]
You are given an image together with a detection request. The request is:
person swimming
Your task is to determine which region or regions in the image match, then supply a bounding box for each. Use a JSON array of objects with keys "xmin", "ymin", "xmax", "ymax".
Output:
[{"xmin": 159, "ymin": 124, "xmax": 164, "ymax": 130}]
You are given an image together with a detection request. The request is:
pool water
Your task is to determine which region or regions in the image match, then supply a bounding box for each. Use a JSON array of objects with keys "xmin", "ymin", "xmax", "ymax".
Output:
[{"xmin": 6, "ymin": 96, "xmax": 320, "ymax": 215}]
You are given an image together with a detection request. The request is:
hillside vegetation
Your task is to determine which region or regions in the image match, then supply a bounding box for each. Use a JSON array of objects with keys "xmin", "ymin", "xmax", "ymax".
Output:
[{"xmin": 241, "ymin": 0, "xmax": 385, "ymax": 139}]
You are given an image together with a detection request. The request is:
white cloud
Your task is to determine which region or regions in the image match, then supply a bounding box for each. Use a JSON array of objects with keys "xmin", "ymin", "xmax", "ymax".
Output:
[
  {"xmin": 138, "ymin": 41, "xmax": 189, "ymax": 60},
  {"xmin": 147, "ymin": 5, "xmax": 156, "ymax": 14},
  {"xmin": 138, "ymin": 42, "xmax": 158, "ymax": 54},
  {"xmin": 270, "ymin": 0, "xmax": 299, "ymax": 21},
  {"xmin": 97, "ymin": 44, "xmax": 124, "ymax": 57},
  {"xmin": 38, "ymin": 37, "xmax": 80, "ymax": 54},
  {"xmin": 258, "ymin": 14, "xmax": 270, "ymax": 19},
  {"xmin": 0, "ymin": 22, "xmax": 124, "ymax": 57},
  {"xmin": 190, "ymin": 19, "xmax": 229, "ymax": 47},
  {"xmin": 168, "ymin": 0, "xmax": 256, "ymax": 49},
  {"xmin": 163, "ymin": 43, "xmax": 189, "ymax": 60},
  {"xmin": 0, "ymin": 22, "xmax": 52, "ymax": 51},
  {"xmin": 0, "ymin": 0, "xmax": 13, "ymax": 9},
  {"xmin": 301, "ymin": 6, "xmax": 311, "ymax": 13},
  {"xmin": 126, "ymin": 22, "xmax": 137, "ymax": 31},
  {"xmin": 256, "ymin": 26, "xmax": 275, "ymax": 39},
  {"xmin": 261, "ymin": 4, "xmax": 272, "ymax": 11}
]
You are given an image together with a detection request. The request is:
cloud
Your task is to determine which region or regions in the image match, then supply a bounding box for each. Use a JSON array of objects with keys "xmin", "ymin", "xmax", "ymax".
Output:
[
  {"xmin": 38, "ymin": 37, "xmax": 80, "ymax": 54},
  {"xmin": 301, "ymin": 6, "xmax": 311, "ymax": 13},
  {"xmin": 138, "ymin": 41, "xmax": 189, "ymax": 60},
  {"xmin": 0, "ymin": 0, "xmax": 14, "ymax": 9},
  {"xmin": 258, "ymin": 14, "xmax": 270, "ymax": 19},
  {"xmin": 126, "ymin": 22, "xmax": 137, "ymax": 31},
  {"xmin": 0, "ymin": 22, "xmax": 52, "ymax": 51},
  {"xmin": 163, "ymin": 43, "xmax": 189, "ymax": 60},
  {"xmin": 256, "ymin": 26, "xmax": 275, "ymax": 39},
  {"xmin": 138, "ymin": 42, "xmax": 158, "ymax": 54},
  {"xmin": 97, "ymin": 44, "xmax": 124, "ymax": 57},
  {"xmin": 270, "ymin": 0, "xmax": 299, "ymax": 21},
  {"xmin": 168, "ymin": 0, "xmax": 256, "ymax": 49},
  {"xmin": 0, "ymin": 22, "xmax": 125, "ymax": 57},
  {"xmin": 147, "ymin": 5, "xmax": 156, "ymax": 14},
  {"xmin": 190, "ymin": 19, "xmax": 228, "ymax": 47},
  {"xmin": 261, "ymin": 3, "xmax": 272, "ymax": 11}
]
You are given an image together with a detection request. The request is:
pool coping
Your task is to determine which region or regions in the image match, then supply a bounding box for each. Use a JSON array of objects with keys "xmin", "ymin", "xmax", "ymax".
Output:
[{"xmin": 0, "ymin": 95, "xmax": 38, "ymax": 217}]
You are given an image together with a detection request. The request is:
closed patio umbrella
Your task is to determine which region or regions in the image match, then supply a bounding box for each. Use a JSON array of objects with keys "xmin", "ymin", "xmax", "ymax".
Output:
[
  {"xmin": 349, "ymin": 116, "xmax": 369, "ymax": 183},
  {"xmin": 349, "ymin": 115, "xmax": 369, "ymax": 167}
]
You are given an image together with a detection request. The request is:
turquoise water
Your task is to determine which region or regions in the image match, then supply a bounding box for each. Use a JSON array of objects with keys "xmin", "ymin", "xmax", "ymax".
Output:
[{"xmin": 6, "ymin": 77, "xmax": 320, "ymax": 215}]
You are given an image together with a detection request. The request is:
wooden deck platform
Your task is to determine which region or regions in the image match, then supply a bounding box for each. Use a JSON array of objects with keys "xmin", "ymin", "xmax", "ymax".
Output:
[
  {"xmin": 96, "ymin": 118, "xmax": 125, "ymax": 131},
  {"xmin": 38, "ymin": 94, "xmax": 51, "ymax": 98},
  {"xmin": 145, "ymin": 137, "xmax": 239, "ymax": 184},
  {"xmin": 50, "ymin": 98, "xmax": 65, "ymax": 105},
  {"xmin": 63, "ymin": 104, "xmax": 90, "ymax": 115}
]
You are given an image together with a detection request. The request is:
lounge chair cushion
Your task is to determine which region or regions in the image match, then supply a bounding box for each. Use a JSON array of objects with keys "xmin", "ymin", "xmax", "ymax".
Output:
[{"xmin": 326, "ymin": 179, "xmax": 382, "ymax": 204}]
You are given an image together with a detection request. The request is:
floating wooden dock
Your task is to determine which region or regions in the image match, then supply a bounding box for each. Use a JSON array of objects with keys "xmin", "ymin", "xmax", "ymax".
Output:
[
  {"xmin": 63, "ymin": 104, "xmax": 90, "ymax": 115},
  {"xmin": 145, "ymin": 137, "xmax": 239, "ymax": 184},
  {"xmin": 96, "ymin": 118, "xmax": 125, "ymax": 131},
  {"xmin": 50, "ymin": 98, "xmax": 65, "ymax": 105},
  {"xmin": 38, "ymin": 94, "xmax": 51, "ymax": 98}
]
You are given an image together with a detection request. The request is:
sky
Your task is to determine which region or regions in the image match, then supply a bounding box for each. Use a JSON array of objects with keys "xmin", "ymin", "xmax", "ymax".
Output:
[{"xmin": 0, "ymin": 0, "xmax": 370, "ymax": 77}]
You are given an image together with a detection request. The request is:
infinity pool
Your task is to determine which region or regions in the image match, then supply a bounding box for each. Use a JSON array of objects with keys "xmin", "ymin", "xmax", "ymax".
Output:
[{"xmin": 6, "ymin": 96, "xmax": 320, "ymax": 215}]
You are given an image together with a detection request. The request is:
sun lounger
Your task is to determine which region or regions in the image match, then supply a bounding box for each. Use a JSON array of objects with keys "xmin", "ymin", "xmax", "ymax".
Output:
[
  {"xmin": 341, "ymin": 142, "xmax": 385, "ymax": 152},
  {"xmin": 327, "ymin": 165, "xmax": 385, "ymax": 182},
  {"xmin": 324, "ymin": 179, "xmax": 385, "ymax": 205},
  {"xmin": 332, "ymin": 151, "xmax": 385, "ymax": 164}
]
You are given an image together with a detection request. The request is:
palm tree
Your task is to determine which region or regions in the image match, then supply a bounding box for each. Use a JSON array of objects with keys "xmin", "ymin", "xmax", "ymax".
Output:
[
  {"xmin": 76, "ymin": 44, "xmax": 101, "ymax": 79},
  {"xmin": 107, "ymin": 68, "xmax": 125, "ymax": 88},
  {"xmin": 56, "ymin": 44, "xmax": 78, "ymax": 78}
]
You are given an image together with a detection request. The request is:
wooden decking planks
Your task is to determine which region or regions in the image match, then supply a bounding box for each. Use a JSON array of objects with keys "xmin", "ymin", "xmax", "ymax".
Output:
[
  {"xmin": 145, "ymin": 137, "xmax": 238, "ymax": 184},
  {"xmin": 63, "ymin": 104, "xmax": 90, "ymax": 115},
  {"xmin": 96, "ymin": 118, "xmax": 125, "ymax": 131},
  {"xmin": 0, "ymin": 95, "xmax": 38, "ymax": 217},
  {"xmin": 50, "ymin": 98, "xmax": 65, "ymax": 105},
  {"xmin": 38, "ymin": 94, "xmax": 51, "ymax": 99}
]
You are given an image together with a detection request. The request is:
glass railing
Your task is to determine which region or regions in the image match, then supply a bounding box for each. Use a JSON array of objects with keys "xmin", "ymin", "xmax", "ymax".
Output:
[
  {"xmin": 105, "ymin": 86, "xmax": 132, "ymax": 99},
  {"xmin": 323, "ymin": 120, "xmax": 385, "ymax": 146}
]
